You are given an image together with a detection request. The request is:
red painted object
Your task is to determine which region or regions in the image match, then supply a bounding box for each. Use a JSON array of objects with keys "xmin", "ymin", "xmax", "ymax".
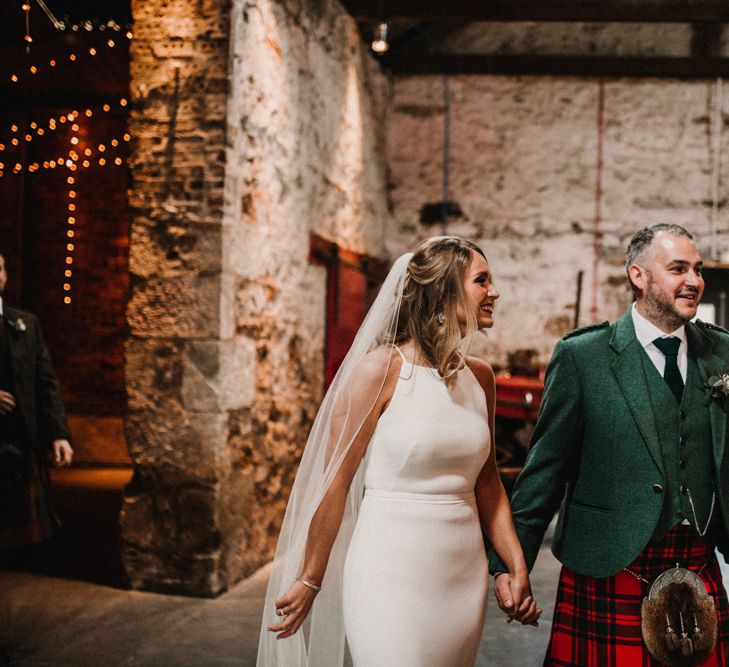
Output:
[{"xmin": 495, "ymin": 374, "xmax": 543, "ymax": 421}]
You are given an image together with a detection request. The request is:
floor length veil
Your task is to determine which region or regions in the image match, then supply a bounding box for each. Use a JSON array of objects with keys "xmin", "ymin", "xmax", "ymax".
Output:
[{"xmin": 257, "ymin": 252, "xmax": 413, "ymax": 667}]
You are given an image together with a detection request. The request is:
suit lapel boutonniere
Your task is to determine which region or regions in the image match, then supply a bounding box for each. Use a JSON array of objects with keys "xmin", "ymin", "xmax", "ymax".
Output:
[
  {"xmin": 706, "ymin": 371, "xmax": 729, "ymax": 410},
  {"xmin": 7, "ymin": 316, "xmax": 27, "ymax": 333}
]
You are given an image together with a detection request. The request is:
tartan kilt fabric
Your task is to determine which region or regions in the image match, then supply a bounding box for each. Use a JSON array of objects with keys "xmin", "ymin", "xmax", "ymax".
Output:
[
  {"xmin": 545, "ymin": 524, "xmax": 729, "ymax": 667},
  {"xmin": 0, "ymin": 450, "xmax": 58, "ymax": 550}
]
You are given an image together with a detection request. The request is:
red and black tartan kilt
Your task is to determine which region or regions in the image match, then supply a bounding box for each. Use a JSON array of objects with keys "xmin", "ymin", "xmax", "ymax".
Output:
[
  {"xmin": 545, "ymin": 524, "xmax": 729, "ymax": 667},
  {"xmin": 0, "ymin": 450, "xmax": 59, "ymax": 551}
]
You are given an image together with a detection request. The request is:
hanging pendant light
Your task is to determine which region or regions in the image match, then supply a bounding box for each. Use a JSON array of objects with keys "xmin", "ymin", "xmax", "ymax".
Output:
[{"xmin": 371, "ymin": 22, "xmax": 389, "ymax": 54}]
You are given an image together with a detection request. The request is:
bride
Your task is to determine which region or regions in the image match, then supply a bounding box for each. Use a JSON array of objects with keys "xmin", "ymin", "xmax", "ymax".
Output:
[{"xmin": 257, "ymin": 236, "xmax": 540, "ymax": 666}]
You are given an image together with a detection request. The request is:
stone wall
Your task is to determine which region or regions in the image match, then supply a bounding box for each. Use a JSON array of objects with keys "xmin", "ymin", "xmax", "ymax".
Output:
[
  {"xmin": 222, "ymin": 0, "xmax": 389, "ymax": 585},
  {"xmin": 387, "ymin": 75, "xmax": 729, "ymax": 366},
  {"xmin": 122, "ymin": 0, "xmax": 233, "ymax": 596},
  {"xmin": 122, "ymin": 0, "xmax": 389, "ymax": 596}
]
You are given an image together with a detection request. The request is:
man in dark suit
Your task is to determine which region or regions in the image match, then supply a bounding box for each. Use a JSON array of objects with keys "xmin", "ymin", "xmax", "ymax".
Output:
[
  {"xmin": 492, "ymin": 224, "xmax": 729, "ymax": 665},
  {"xmin": 0, "ymin": 253, "xmax": 72, "ymax": 554}
]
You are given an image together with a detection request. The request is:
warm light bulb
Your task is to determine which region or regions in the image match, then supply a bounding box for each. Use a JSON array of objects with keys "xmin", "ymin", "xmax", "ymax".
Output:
[
  {"xmin": 29, "ymin": 65, "xmax": 37, "ymax": 74},
  {"xmin": 68, "ymin": 203, "xmax": 76, "ymax": 211},
  {"xmin": 65, "ymin": 270, "xmax": 72, "ymax": 277},
  {"xmin": 67, "ymin": 176, "xmax": 74, "ymax": 184},
  {"xmin": 82, "ymin": 160, "xmax": 90, "ymax": 168},
  {"xmin": 71, "ymin": 123, "xmax": 79, "ymax": 131},
  {"xmin": 108, "ymin": 39, "xmax": 115, "ymax": 47},
  {"xmin": 11, "ymin": 138, "xmax": 18, "ymax": 146},
  {"xmin": 70, "ymin": 137, "xmax": 79, "ymax": 145},
  {"xmin": 24, "ymin": 134, "xmax": 32, "ymax": 141},
  {"xmin": 49, "ymin": 160, "xmax": 56, "ymax": 168},
  {"xmin": 70, "ymin": 54, "xmax": 76, "ymax": 61},
  {"xmin": 64, "ymin": 297, "xmax": 71, "ymax": 304},
  {"xmin": 89, "ymin": 48, "xmax": 97, "ymax": 55},
  {"xmin": 123, "ymin": 133, "xmax": 131, "ymax": 141},
  {"xmin": 63, "ymin": 283, "xmax": 71, "ymax": 290},
  {"xmin": 10, "ymin": 75, "xmax": 18, "ymax": 83},
  {"xmin": 98, "ymin": 144, "xmax": 106, "ymax": 152},
  {"xmin": 30, "ymin": 122, "xmax": 37, "ymax": 129},
  {"xmin": 69, "ymin": 190, "xmax": 77, "ymax": 198},
  {"xmin": 103, "ymin": 104, "xmax": 110, "ymax": 112},
  {"xmin": 67, "ymin": 230, "xmax": 74, "ymax": 238},
  {"xmin": 11, "ymin": 125, "xmax": 18, "ymax": 132},
  {"xmin": 120, "ymin": 98, "xmax": 128, "ymax": 106},
  {"xmin": 111, "ymin": 139, "xmax": 119, "ymax": 147},
  {"xmin": 49, "ymin": 59, "xmax": 56, "ymax": 67},
  {"xmin": 37, "ymin": 128, "xmax": 44, "ymax": 135},
  {"xmin": 114, "ymin": 157, "xmax": 123, "ymax": 165},
  {"xmin": 99, "ymin": 158, "xmax": 106, "ymax": 166},
  {"xmin": 66, "ymin": 244, "xmax": 74, "ymax": 252},
  {"xmin": 371, "ymin": 23, "xmax": 389, "ymax": 54},
  {"xmin": 85, "ymin": 109, "xmax": 92, "ymax": 117},
  {"xmin": 65, "ymin": 257, "xmax": 73, "ymax": 265}
]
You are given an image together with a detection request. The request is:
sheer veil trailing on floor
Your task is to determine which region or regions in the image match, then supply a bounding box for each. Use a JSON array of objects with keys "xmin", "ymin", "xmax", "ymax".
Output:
[{"xmin": 257, "ymin": 252, "xmax": 414, "ymax": 667}]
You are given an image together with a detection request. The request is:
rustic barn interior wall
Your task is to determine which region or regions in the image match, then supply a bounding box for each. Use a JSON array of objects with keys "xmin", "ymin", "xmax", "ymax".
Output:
[
  {"xmin": 386, "ymin": 74, "xmax": 729, "ymax": 367},
  {"xmin": 122, "ymin": 0, "xmax": 389, "ymax": 595}
]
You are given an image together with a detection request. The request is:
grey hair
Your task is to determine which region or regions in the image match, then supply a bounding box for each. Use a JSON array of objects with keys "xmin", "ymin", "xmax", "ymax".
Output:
[{"xmin": 625, "ymin": 224, "xmax": 694, "ymax": 269}]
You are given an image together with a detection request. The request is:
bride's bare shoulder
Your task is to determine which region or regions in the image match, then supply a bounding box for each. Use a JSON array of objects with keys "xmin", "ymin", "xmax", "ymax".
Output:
[
  {"xmin": 353, "ymin": 346, "xmax": 403, "ymax": 385},
  {"xmin": 465, "ymin": 356, "xmax": 495, "ymax": 394}
]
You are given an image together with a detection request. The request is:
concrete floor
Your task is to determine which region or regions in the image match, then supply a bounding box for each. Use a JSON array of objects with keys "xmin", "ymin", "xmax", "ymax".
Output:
[{"xmin": 3, "ymin": 527, "xmax": 728, "ymax": 667}]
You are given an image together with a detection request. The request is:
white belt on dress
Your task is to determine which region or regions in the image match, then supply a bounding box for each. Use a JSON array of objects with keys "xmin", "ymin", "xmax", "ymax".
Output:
[{"xmin": 364, "ymin": 488, "xmax": 475, "ymax": 504}]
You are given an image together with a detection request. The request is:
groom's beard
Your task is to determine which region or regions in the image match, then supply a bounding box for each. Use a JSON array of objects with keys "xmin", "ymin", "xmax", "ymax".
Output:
[{"xmin": 644, "ymin": 282, "xmax": 696, "ymax": 330}]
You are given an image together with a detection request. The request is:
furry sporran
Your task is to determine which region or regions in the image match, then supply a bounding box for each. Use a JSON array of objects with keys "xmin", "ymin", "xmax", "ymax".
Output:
[{"xmin": 641, "ymin": 566, "xmax": 717, "ymax": 666}]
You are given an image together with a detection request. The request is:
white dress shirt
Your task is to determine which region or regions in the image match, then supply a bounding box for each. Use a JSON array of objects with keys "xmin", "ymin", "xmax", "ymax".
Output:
[{"xmin": 631, "ymin": 303, "xmax": 687, "ymax": 383}]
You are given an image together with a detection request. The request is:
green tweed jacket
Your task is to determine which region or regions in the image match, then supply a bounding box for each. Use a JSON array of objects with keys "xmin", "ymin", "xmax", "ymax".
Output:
[{"xmin": 490, "ymin": 309, "xmax": 729, "ymax": 578}]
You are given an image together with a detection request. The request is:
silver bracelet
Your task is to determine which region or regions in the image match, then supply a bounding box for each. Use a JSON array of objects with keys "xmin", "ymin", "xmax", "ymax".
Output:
[{"xmin": 297, "ymin": 578, "xmax": 322, "ymax": 592}]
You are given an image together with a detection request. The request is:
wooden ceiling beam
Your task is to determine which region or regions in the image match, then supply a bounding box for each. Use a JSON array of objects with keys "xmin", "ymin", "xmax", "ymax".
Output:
[
  {"xmin": 343, "ymin": 0, "xmax": 729, "ymax": 23},
  {"xmin": 382, "ymin": 53, "xmax": 729, "ymax": 78}
]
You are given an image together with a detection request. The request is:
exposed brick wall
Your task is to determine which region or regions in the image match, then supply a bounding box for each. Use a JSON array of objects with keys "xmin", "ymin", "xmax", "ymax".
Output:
[
  {"xmin": 121, "ymin": 0, "xmax": 389, "ymax": 596},
  {"xmin": 121, "ymin": 0, "xmax": 232, "ymax": 595},
  {"xmin": 0, "ymin": 98, "xmax": 130, "ymax": 464},
  {"xmin": 386, "ymin": 75, "xmax": 729, "ymax": 367}
]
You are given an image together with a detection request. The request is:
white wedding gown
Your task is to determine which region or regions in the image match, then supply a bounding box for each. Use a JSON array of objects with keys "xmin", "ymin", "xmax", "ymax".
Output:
[{"xmin": 342, "ymin": 351, "xmax": 491, "ymax": 666}]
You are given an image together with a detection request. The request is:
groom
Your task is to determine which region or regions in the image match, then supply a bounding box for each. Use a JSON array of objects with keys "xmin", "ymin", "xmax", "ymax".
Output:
[{"xmin": 492, "ymin": 224, "xmax": 729, "ymax": 664}]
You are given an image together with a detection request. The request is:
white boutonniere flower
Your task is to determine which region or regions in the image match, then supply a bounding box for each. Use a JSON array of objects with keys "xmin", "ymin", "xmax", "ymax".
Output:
[
  {"xmin": 706, "ymin": 372, "xmax": 729, "ymax": 407},
  {"xmin": 8, "ymin": 317, "xmax": 27, "ymax": 332}
]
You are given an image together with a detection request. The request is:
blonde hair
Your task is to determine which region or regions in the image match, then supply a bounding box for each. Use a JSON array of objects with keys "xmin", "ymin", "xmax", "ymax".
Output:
[{"xmin": 395, "ymin": 236, "xmax": 486, "ymax": 383}]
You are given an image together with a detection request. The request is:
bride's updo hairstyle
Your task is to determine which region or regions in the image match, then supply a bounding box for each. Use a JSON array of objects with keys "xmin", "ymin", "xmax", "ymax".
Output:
[{"xmin": 396, "ymin": 236, "xmax": 486, "ymax": 383}]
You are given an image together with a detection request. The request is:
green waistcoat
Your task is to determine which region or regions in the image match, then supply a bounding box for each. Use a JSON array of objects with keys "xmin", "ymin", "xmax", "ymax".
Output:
[{"xmin": 644, "ymin": 350, "xmax": 715, "ymax": 541}]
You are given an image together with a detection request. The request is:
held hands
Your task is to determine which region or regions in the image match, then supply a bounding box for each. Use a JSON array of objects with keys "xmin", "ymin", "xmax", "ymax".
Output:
[
  {"xmin": 494, "ymin": 571, "xmax": 542, "ymax": 626},
  {"xmin": 267, "ymin": 579, "xmax": 320, "ymax": 640}
]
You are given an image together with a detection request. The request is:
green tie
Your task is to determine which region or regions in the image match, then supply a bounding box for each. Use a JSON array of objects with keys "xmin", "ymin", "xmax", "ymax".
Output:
[{"xmin": 653, "ymin": 336, "xmax": 684, "ymax": 403}]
